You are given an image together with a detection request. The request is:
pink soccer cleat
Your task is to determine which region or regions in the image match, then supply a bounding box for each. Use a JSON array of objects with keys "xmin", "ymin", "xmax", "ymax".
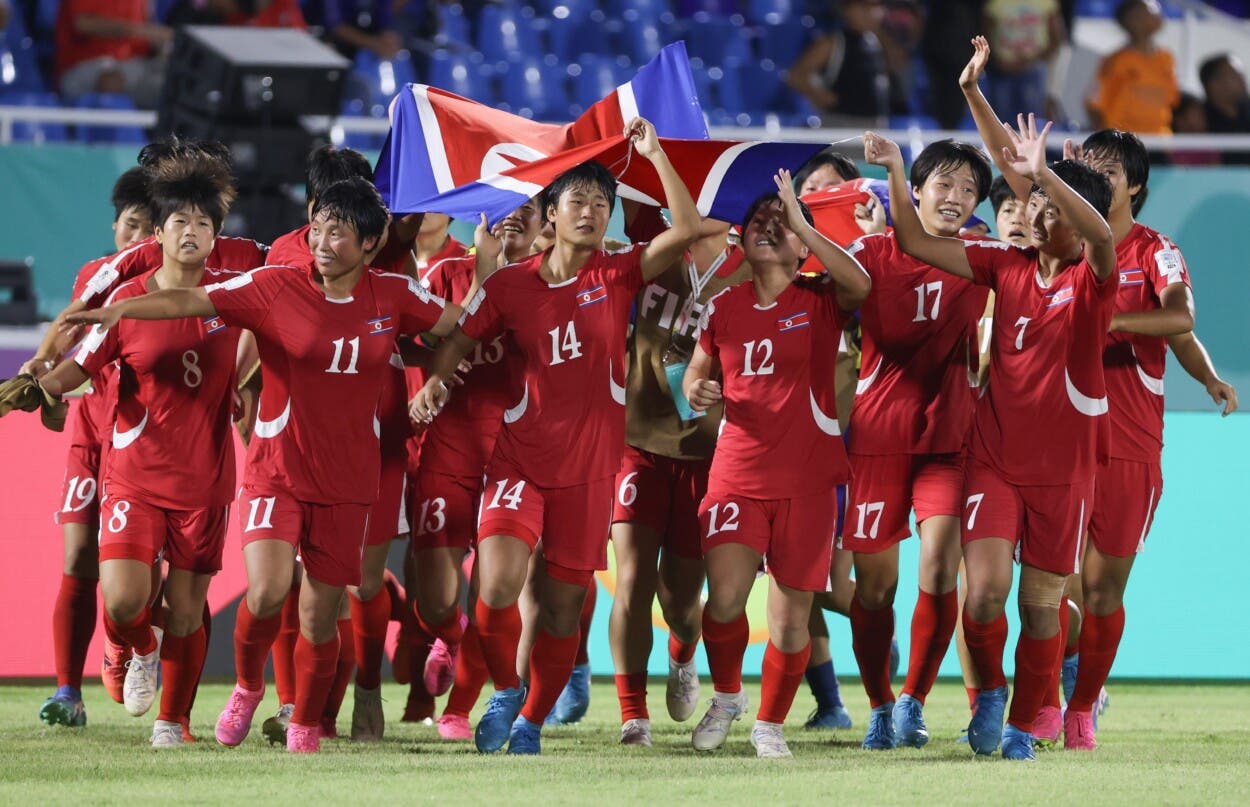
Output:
[
  {"xmin": 1033, "ymin": 705, "xmax": 1062, "ymax": 746},
  {"xmin": 287, "ymin": 721, "xmax": 320, "ymax": 753},
  {"xmin": 1064, "ymin": 709, "xmax": 1097, "ymax": 751},
  {"xmin": 424, "ymin": 638, "xmax": 461, "ymax": 697},
  {"xmin": 215, "ymin": 684, "xmax": 265, "ymax": 747},
  {"xmin": 437, "ymin": 713, "xmax": 472, "ymax": 740}
]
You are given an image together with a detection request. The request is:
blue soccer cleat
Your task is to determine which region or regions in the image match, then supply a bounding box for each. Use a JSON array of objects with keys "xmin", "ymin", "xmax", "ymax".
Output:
[
  {"xmin": 475, "ymin": 686, "xmax": 526, "ymax": 753},
  {"xmin": 507, "ymin": 715, "xmax": 543, "ymax": 755},
  {"xmin": 892, "ymin": 694, "xmax": 929, "ymax": 748},
  {"xmin": 967, "ymin": 686, "xmax": 1007, "ymax": 756},
  {"xmin": 546, "ymin": 663, "xmax": 590, "ymax": 726},
  {"xmin": 39, "ymin": 685, "xmax": 86, "ymax": 728},
  {"xmin": 861, "ymin": 702, "xmax": 897, "ymax": 750},
  {"xmin": 1061, "ymin": 653, "xmax": 1079, "ymax": 705},
  {"xmin": 804, "ymin": 705, "xmax": 853, "ymax": 730},
  {"xmin": 1001, "ymin": 724, "xmax": 1037, "ymax": 761}
]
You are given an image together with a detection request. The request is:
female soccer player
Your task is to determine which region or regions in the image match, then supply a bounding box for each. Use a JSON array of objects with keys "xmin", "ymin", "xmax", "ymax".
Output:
[
  {"xmin": 409, "ymin": 117, "xmax": 701, "ymax": 755},
  {"xmin": 68, "ymin": 177, "xmax": 460, "ymax": 753},
  {"xmin": 682, "ymin": 172, "xmax": 870, "ymax": 758},
  {"xmin": 34, "ymin": 153, "xmax": 240, "ymax": 747},
  {"xmin": 870, "ymin": 118, "xmax": 1117, "ymax": 761},
  {"xmin": 411, "ymin": 199, "xmax": 544, "ymax": 740}
]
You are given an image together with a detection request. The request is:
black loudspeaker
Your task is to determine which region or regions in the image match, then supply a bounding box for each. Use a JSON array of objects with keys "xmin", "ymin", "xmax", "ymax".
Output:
[
  {"xmin": 158, "ymin": 26, "xmax": 350, "ymax": 123},
  {"xmin": 0, "ymin": 260, "xmax": 38, "ymax": 325},
  {"xmin": 159, "ymin": 107, "xmax": 326, "ymax": 187}
]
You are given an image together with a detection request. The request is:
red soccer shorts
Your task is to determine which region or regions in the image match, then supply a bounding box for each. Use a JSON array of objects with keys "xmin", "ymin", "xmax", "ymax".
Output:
[
  {"xmin": 366, "ymin": 453, "xmax": 408, "ymax": 546},
  {"xmin": 698, "ymin": 489, "xmax": 838, "ymax": 592},
  {"xmin": 56, "ymin": 445, "xmax": 102, "ymax": 526},
  {"xmin": 1088, "ymin": 458, "xmax": 1163, "ymax": 558},
  {"xmin": 842, "ymin": 452, "xmax": 964, "ymax": 553},
  {"xmin": 961, "ymin": 459, "xmax": 1094, "ymax": 576},
  {"xmin": 410, "ymin": 470, "xmax": 482, "ymax": 552},
  {"xmin": 478, "ymin": 462, "xmax": 615, "ymax": 572},
  {"xmin": 98, "ymin": 487, "xmax": 229, "ymax": 574},
  {"xmin": 611, "ymin": 445, "xmax": 709, "ymax": 560},
  {"xmin": 238, "ymin": 485, "xmax": 371, "ymax": 587}
]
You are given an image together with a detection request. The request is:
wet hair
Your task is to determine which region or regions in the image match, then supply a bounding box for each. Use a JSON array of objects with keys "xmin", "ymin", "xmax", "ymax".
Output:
[
  {"xmin": 306, "ymin": 145, "xmax": 374, "ymax": 205},
  {"xmin": 910, "ymin": 139, "xmax": 992, "ymax": 202},
  {"xmin": 310, "ymin": 176, "xmax": 389, "ymax": 246},
  {"xmin": 1082, "ymin": 128, "xmax": 1150, "ymax": 216},
  {"xmin": 147, "ymin": 152, "xmax": 236, "ymax": 233},
  {"xmin": 111, "ymin": 167, "xmax": 152, "ymax": 222},
  {"xmin": 1031, "ymin": 159, "xmax": 1113, "ymax": 220},
  {"xmin": 1198, "ymin": 53, "xmax": 1236, "ymax": 89},
  {"xmin": 138, "ymin": 137, "xmax": 233, "ymax": 172},
  {"xmin": 793, "ymin": 150, "xmax": 861, "ymax": 192},
  {"xmin": 988, "ymin": 175, "xmax": 1018, "ymax": 215},
  {"xmin": 742, "ymin": 192, "xmax": 815, "ymax": 230},
  {"xmin": 542, "ymin": 160, "xmax": 617, "ymax": 218}
]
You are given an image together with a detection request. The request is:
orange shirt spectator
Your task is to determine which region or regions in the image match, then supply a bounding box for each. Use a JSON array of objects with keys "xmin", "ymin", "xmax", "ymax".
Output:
[{"xmin": 1088, "ymin": 47, "xmax": 1178, "ymax": 134}]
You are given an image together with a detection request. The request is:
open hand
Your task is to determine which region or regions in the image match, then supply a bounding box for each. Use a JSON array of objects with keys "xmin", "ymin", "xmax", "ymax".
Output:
[
  {"xmin": 1001, "ymin": 113, "xmax": 1052, "ymax": 181},
  {"xmin": 958, "ymin": 35, "xmax": 990, "ymax": 90},
  {"xmin": 773, "ymin": 169, "xmax": 811, "ymax": 233},
  {"xmin": 475, "ymin": 213, "xmax": 503, "ymax": 265}
]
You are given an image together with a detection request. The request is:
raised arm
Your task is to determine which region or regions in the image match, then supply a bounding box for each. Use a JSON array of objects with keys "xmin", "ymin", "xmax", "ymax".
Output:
[
  {"xmin": 1167, "ymin": 331, "xmax": 1238, "ymax": 415},
  {"xmin": 63, "ymin": 287, "xmax": 215, "ymax": 330},
  {"xmin": 682, "ymin": 343, "xmax": 722, "ymax": 412},
  {"xmin": 959, "ymin": 35, "xmax": 1034, "ymax": 201},
  {"xmin": 865, "ymin": 132, "xmax": 975, "ymax": 279},
  {"xmin": 774, "ymin": 169, "xmax": 871, "ymax": 310},
  {"xmin": 1110, "ymin": 284, "xmax": 1195, "ymax": 337},
  {"xmin": 1001, "ymin": 114, "xmax": 1115, "ymax": 279},
  {"xmin": 628, "ymin": 118, "xmax": 701, "ymax": 281}
]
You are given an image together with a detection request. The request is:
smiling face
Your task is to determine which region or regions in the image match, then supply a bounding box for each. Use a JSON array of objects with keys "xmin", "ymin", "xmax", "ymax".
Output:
[
  {"xmin": 995, "ymin": 197, "xmax": 1029, "ymax": 246},
  {"xmin": 914, "ymin": 163, "xmax": 980, "ymax": 237},
  {"xmin": 155, "ymin": 206, "xmax": 215, "ymax": 266},
  {"xmin": 1026, "ymin": 191, "xmax": 1082, "ymax": 258},
  {"xmin": 493, "ymin": 197, "xmax": 544, "ymax": 259},
  {"xmin": 308, "ymin": 211, "xmax": 376, "ymax": 283},
  {"xmin": 798, "ymin": 163, "xmax": 849, "ymax": 196},
  {"xmin": 742, "ymin": 199, "xmax": 808, "ymax": 269},
  {"xmin": 548, "ymin": 181, "xmax": 611, "ymax": 249}
]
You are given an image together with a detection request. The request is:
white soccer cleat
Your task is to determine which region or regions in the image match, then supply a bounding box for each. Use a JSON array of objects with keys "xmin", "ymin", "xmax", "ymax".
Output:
[
  {"xmin": 749, "ymin": 720, "xmax": 793, "ymax": 759},
  {"xmin": 150, "ymin": 719, "xmax": 184, "ymax": 748},
  {"xmin": 666, "ymin": 658, "xmax": 701, "ymax": 722},
  {"xmin": 620, "ymin": 718, "xmax": 653, "ymax": 747},
  {"xmin": 691, "ymin": 690, "xmax": 748, "ymax": 752},
  {"xmin": 123, "ymin": 626, "xmax": 163, "ymax": 717}
]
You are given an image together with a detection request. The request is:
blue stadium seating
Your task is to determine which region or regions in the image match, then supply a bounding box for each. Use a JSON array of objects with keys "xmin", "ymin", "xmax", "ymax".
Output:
[
  {"xmin": 427, "ymin": 50, "xmax": 492, "ymax": 101},
  {"xmin": 499, "ymin": 56, "xmax": 569, "ymax": 121},
  {"xmin": 619, "ymin": 19, "xmax": 665, "ymax": 64},
  {"xmin": 569, "ymin": 55, "xmax": 621, "ymax": 110},
  {"xmin": 433, "ymin": 3, "xmax": 472, "ymax": 49},
  {"xmin": 744, "ymin": 0, "xmax": 796, "ymax": 25},
  {"xmin": 74, "ymin": 92, "xmax": 145, "ymax": 144},
  {"xmin": 476, "ymin": 4, "xmax": 542, "ymax": 62},
  {"xmin": 754, "ymin": 19, "xmax": 812, "ymax": 68},
  {"xmin": 682, "ymin": 14, "xmax": 751, "ymax": 67},
  {"xmin": 1, "ymin": 91, "xmax": 68, "ymax": 142},
  {"xmin": 2, "ymin": 10, "xmax": 47, "ymax": 93},
  {"xmin": 545, "ymin": 13, "xmax": 599, "ymax": 64},
  {"xmin": 354, "ymin": 50, "xmax": 419, "ymax": 105}
]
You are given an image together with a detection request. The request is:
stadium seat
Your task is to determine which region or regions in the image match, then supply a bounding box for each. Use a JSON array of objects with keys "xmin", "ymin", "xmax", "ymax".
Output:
[
  {"xmin": 74, "ymin": 92, "xmax": 145, "ymax": 144},
  {"xmin": 355, "ymin": 50, "xmax": 419, "ymax": 105},
  {"xmin": 499, "ymin": 57, "xmax": 569, "ymax": 121},
  {"xmin": 755, "ymin": 20, "xmax": 812, "ymax": 68},
  {"xmin": 1, "ymin": 11, "xmax": 47, "ymax": 93},
  {"xmin": 476, "ymin": 4, "xmax": 542, "ymax": 62},
  {"xmin": 683, "ymin": 13, "xmax": 751, "ymax": 67},
  {"xmin": 569, "ymin": 55, "xmax": 620, "ymax": 110},
  {"xmin": 606, "ymin": 0, "xmax": 672, "ymax": 21},
  {"xmin": 427, "ymin": 51, "xmax": 492, "ymax": 102},
  {"xmin": 546, "ymin": 14, "xmax": 599, "ymax": 64},
  {"xmin": 736, "ymin": 62, "xmax": 792, "ymax": 118},
  {"xmin": 433, "ymin": 3, "xmax": 472, "ymax": 49},
  {"xmin": 0, "ymin": 91, "xmax": 68, "ymax": 143},
  {"xmin": 35, "ymin": 0, "xmax": 61, "ymax": 33},
  {"xmin": 744, "ymin": 0, "xmax": 795, "ymax": 25},
  {"xmin": 619, "ymin": 21, "xmax": 665, "ymax": 64}
]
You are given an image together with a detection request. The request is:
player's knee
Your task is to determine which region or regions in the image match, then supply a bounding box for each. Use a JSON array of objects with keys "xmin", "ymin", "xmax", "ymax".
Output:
[
  {"xmin": 1083, "ymin": 585, "xmax": 1124, "ymax": 616},
  {"xmin": 854, "ymin": 580, "xmax": 897, "ymax": 611},
  {"xmin": 103, "ymin": 594, "xmax": 145, "ymax": 626},
  {"xmin": 164, "ymin": 606, "xmax": 202, "ymax": 637},
  {"xmin": 964, "ymin": 586, "xmax": 1008, "ymax": 622},
  {"xmin": 246, "ymin": 583, "xmax": 289, "ymax": 619},
  {"xmin": 353, "ymin": 578, "xmax": 383, "ymax": 603},
  {"xmin": 1019, "ymin": 602, "xmax": 1060, "ymax": 638}
]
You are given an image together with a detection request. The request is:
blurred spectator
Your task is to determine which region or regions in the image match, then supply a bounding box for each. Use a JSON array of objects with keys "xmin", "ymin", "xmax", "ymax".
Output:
[
  {"xmin": 54, "ymin": 0, "xmax": 171, "ymax": 108},
  {"xmin": 1086, "ymin": 0, "xmax": 1177, "ymax": 134},
  {"xmin": 1168, "ymin": 92, "xmax": 1220, "ymax": 167},
  {"xmin": 0, "ymin": 0, "xmax": 9, "ymax": 33},
  {"xmin": 1199, "ymin": 54, "xmax": 1250, "ymax": 133},
  {"xmin": 920, "ymin": 0, "xmax": 982, "ymax": 129},
  {"xmin": 165, "ymin": 0, "xmax": 307, "ymax": 27},
  {"xmin": 982, "ymin": 0, "xmax": 1065, "ymax": 121},
  {"xmin": 786, "ymin": 0, "xmax": 907, "ymax": 125},
  {"xmin": 304, "ymin": 0, "xmax": 402, "ymax": 59}
]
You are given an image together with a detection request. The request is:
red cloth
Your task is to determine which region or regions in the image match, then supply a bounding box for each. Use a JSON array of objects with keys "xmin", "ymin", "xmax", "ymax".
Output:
[
  {"xmin": 157, "ymin": 626, "xmax": 207, "ymax": 723},
  {"xmin": 520, "ymin": 629, "xmax": 581, "ymax": 723},
  {"xmin": 901, "ymin": 589, "xmax": 959, "ymax": 704},
  {"xmin": 56, "ymin": 0, "xmax": 152, "ymax": 78},
  {"xmin": 701, "ymin": 612, "xmax": 749, "ymax": 695}
]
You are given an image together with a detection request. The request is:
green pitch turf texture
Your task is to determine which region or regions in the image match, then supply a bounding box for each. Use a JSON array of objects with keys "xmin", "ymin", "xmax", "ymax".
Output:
[{"xmin": 2, "ymin": 681, "xmax": 1247, "ymax": 805}]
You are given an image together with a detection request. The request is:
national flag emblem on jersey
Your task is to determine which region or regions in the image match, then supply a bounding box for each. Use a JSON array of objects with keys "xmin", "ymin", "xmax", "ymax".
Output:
[
  {"xmin": 1045, "ymin": 286, "xmax": 1075, "ymax": 308},
  {"xmin": 203, "ymin": 315, "xmax": 226, "ymax": 334},
  {"xmin": 368, "ymin": 316, "xmax": 394, "ymax": 335},
  {"xmin": 1119, "ymin": 268, "xmax": 1146, "ymax": 287},
  {"xmin": 578, "ymin": 285, "xmax": 607, "ymax": 307},
  {"xmin": 778, "ymin": 311, "xmax": 811, "ymax": 332}
]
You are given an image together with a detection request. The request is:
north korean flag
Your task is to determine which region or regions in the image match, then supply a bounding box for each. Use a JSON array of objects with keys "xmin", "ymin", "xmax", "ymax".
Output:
[
  {"xmin": 367, "ymin": 315, "xmax": 394, "ymax": 335},
  {"xmin": 778, "ymin": 311, "xmax": 811, "ymax": 332},
  {"xmin": 578, "ymin": 285, "xmax": 607, "ymax": 307},
  {"xmin": 202, "ymin": 315, "xmax": 226, "ymax": 335}
]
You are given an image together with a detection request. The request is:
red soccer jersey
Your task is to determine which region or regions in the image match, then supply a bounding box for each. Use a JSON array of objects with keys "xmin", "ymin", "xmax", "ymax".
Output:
[
  {"xmin": 267, "ymin": 225, "xmax": 314, "ymax": 270},
  {"xmin": 1104, "ymin": 224, "xmax": 1191, "ymax": 462},
  {"xmin": 965, "ymin": 241, "xmax": 1119, "ymax": 485},
  {"xmin": 206, "ymin": 265, "xmax": 447, "ymax": 504},
  {"xmin": 847, "ymin": 232, "xmax": 989, "ymax": 455},
  {"xmin": 417, "ymin": 237, "xmax": 470, "ymax": 281},
  {"xmin": 420, "ymin": 255, "xmax": 518, "ymax": 479},
  {"xmin": 698, "ymin": 280, "xmax": 851, "ymax": 500},
  {"xmin": 459, "ymin": 246, "xmax": 644, "ymax": 488},
  {"xmin": 78, "ymin": 236, "xmax": 269, "ymax": 309},
  {"xmin": 74, "ymin": 269, "xmax": 242, "ymax": 509},
  {"xmin": 70, "ymin": 256, "xmax": 120, "ymax": 442}
]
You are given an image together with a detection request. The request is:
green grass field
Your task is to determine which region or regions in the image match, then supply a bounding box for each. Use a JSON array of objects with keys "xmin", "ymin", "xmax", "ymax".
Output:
[{"xmin": 2, "ymin": 680, "xmax": 1247, "ymax": 805}]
